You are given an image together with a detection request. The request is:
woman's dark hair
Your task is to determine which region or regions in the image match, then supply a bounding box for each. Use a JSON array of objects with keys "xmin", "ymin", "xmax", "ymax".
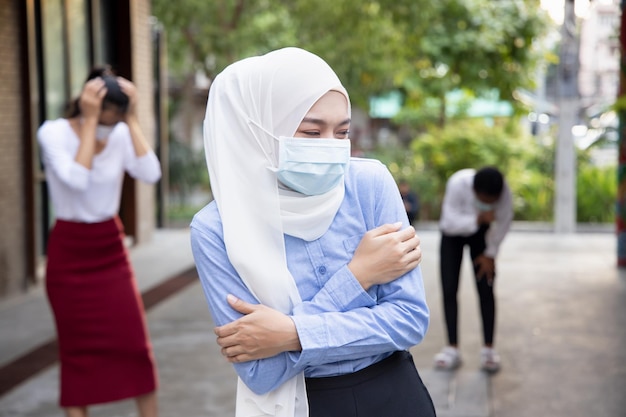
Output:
[
  {"xmin": 64, "ymin": 65, "xmax": 129, "ymax": 118},
  {"xmin": 473, "ymin": 166, "xmax": 504, "ymax": 197}
]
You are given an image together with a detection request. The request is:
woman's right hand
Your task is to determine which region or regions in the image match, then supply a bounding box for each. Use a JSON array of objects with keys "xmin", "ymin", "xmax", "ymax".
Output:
[
  {"xmin": 348, "ymin": 222, "xmax": 422, "ymax": 290},
  {"xmin": 79, "ymin": 78, "xmax": 106, "ymax": 120}
]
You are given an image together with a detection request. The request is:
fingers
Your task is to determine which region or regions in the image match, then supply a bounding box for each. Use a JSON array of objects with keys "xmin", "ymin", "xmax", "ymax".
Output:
[
  {"xmin": 478, "ymin": 270, "xmax": 494, "ymax": 286},
  {"xmin": 373, "ymin": 223, "xmax": 417, "ymax": 248},
  {"xmin": 402, "ymin": 232, "xmax": 420, "ymax": 252},
  {"xmin": 214, "ymin": 322, "xmax": 236, "ymax": 338},
  {"xmin": 226, "ymin": 294, "xmax": 256, "ymax": 315},
  {"xmin": 84, "ymin": 78, "xmax": 106, "ymax": 96},
  {"xmin": 116, "ymin": 77, "xmax": 135, "ymax": 96},
  {"xmin": 116, "ymin": 77, "xmax": 137, "ymax": 119},
  {"xmin": 395, "ymin": 225, "xmax": 416, "ymax": 242},
  {"xmin": 80, "ymin": 78, "xmax": 106, "ymax": 119},
  {"xmin": 215, "ymin": 332, "xmax": 246, "ymax": 363},
  {"xmin": 214, "ymin": 325, "xmax": 246, "ymax": 363},
  {"xmin": 474, "ymin": 257, "xmax": 495, "ymax": 286},
  {"xmin": 367, "ymin": 222, "xmax": 403, "ymax": 237},
  {"xmin": 213, "ymin": 295, "xmax": 257, "ymax": 338}
]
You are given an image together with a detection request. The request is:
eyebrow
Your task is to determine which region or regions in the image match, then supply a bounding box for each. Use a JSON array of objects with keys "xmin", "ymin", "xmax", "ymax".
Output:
[{"xmin": 301, "ymin": 117, "xmax": 351, "ymax": 126}]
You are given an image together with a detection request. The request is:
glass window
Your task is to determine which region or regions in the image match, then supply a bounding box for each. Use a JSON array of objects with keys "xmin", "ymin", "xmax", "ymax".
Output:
[
  {"xmin": 41, "ymin": 0, "xmax": 68, "ymax": 119},
  {"xmin": 67, "ymin": 0, "xmax": 91, "ymax": 96}
]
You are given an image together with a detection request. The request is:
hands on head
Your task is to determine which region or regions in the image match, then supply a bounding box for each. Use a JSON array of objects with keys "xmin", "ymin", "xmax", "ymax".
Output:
[
  {"xmin": 79, "ymin": 76, "xmax": 137, "ymax": 121},
  {"xmin": 79, "ymin": 78, "xmax": 107, "ymax": 120},
  {"xmin": 115, "ymin": 76, "xmax": 138, "ymax": 120}
]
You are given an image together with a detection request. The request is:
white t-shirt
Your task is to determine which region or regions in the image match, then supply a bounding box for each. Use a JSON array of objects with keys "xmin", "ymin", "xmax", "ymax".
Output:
[
  {"xmin": 439, "ymin": 168, "xmax": 513, "ymax": 257},
  {"xmin": 37, "ymin": 118, "xmax": 162, "ymax": 223}
]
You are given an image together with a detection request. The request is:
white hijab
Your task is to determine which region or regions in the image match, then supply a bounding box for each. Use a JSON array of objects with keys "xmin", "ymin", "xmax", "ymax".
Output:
[{"xmin": 203, "ymin": 47, "xmax": 351, "ymax": 417}]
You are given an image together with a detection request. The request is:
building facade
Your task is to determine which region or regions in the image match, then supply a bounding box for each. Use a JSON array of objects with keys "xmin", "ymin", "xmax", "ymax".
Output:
[
  {"xmin": 579, "ymin": 0, "xmax": 621, "ymax": 115},
  {"xmin": 0, "ymin": 0, "xmax": 164, "ymax": 300}
]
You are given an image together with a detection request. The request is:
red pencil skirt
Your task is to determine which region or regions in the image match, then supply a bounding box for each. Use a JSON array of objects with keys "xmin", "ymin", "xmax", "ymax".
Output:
[{"xmin": 45, "ymin": 217, "xmax": 158, "ymax": 407}]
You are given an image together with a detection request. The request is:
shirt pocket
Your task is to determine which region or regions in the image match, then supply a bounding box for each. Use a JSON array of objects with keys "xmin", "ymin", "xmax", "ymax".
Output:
[{"xmin": 342, "ymin": 234, "xmax": 362, "ymax": 256}]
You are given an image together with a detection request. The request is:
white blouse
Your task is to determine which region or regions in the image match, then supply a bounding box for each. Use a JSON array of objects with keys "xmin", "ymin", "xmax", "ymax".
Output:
[
  {"xmin": 439, "ymin": 168, "xmax": 513, "ymax": 257},
  {"xmin": 37, "ymin": 118, "xmax": 162, "ymax": 223}
]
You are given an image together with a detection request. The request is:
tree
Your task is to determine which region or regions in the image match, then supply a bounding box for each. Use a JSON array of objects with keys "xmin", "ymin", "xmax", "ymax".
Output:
[
  {"xmin": 371, "ymin": 119, "xmax": 555, "ymax": 221},
  {"xmin": 152, "ymin": 0, "xmax": 555, "ymax": 220},
  {"xmin": 152, "ymin": 0, "xmax": 551, "ymax": 113},
  {"xmin": 397, "ymin": 0, "xmax": 552, "ymax": 128},
  {"xmin": 152, "ymin": 0, "xmax": 435, "ymax": 107}
]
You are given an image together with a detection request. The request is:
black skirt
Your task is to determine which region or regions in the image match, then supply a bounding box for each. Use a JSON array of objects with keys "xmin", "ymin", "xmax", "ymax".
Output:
[{"xmin": 306, "ymin": 351, "xmax": 436, "ymax": 417}]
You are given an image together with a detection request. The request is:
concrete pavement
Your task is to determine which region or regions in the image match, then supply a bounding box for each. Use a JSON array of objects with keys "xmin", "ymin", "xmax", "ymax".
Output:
[{"xmin": 0, "ymin": 224, "xmax": 624, "ymax": 417}]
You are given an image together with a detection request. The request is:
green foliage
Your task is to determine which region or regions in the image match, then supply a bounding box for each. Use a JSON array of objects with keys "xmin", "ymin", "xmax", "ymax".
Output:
[
  {"xmin": 167, "ymin": 203, "xmax": 206, "ymax": 223},
  {"xmin": 373, "ymin": 118, "xmax": 616, "ymax": 224},
  {"xmin": 152, "ymin": 0, "xmax": 553, "ymax": 110},
  {"xmin": 168, "ymin": 138, "xmax": 209, "ymax": 205},
  {"xmin": 400, "ymin": 0, "xmax": 552, "ymax": 127},
  {"xmin": 577, "ymin": 162, "xmax": 616, "ymax": 223},
  {"xmin": 370, "ymin": 118, "xmax": 556, "ymax": 220},
  {"xmin": 151, "ymin": 0, "xmax": 572, "ymax": 223},
  {"xmin": 152, "ymin": 1, "xmax": 295, "ymax": 80}
]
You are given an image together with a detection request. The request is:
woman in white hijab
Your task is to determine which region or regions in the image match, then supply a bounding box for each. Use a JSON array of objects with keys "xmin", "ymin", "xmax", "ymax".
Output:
[{"xmin": 190, "ymin": 47, "xmax": 435, "ymax": 417}]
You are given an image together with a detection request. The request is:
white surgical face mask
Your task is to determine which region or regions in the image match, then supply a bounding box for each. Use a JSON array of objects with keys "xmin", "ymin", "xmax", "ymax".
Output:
[
  {"xmin": 274, "ymin": 137, "xmax": 350, "ymax": 196},
  {"xmin": 247, "ymin": 119, "xmax": 351, "ymax": 196},
  {"xmin": 475, "ymin": 199, "xmax": 495, "ymax": 212},
  {"xmin": 95, "ymin": 124, "xmax": 116, "ymax": 141}
]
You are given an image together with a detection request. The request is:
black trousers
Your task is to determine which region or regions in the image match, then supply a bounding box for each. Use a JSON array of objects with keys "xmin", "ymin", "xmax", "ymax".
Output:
[
  {"xmin": 439, "ymin": 225, "xmax": 495, "ymax": 346},
  {"xmin": 306, "ymin": 351, "xmax": 436, "ymax": 417}
]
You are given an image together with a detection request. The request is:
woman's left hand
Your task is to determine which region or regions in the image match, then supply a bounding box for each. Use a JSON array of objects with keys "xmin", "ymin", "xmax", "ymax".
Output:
[
  {"xmin": 214, "ymin": 295, "xmax": 302, "ymax": 363},
  {"xmin": 116, "ymin": 76, "xmax": 138, "ymax": 120},
  {"xmin": 474, "ymin": 255, "xmax": 495, "ymax": 285}
]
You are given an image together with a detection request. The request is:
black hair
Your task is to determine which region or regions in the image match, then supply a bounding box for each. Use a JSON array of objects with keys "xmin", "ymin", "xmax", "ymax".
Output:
[
  {"xmin": 473, "ymin": 166, "xmax": 504, "ymax": 197},
  {"xmin": 64, "ymin": 65, "xmax": 129, "ymax": 118}
]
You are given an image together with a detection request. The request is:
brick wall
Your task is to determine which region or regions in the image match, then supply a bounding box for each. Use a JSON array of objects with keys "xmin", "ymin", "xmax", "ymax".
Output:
[{"xmin": 0, "ymin": 0, "xmax": 27, "ymax": 298}]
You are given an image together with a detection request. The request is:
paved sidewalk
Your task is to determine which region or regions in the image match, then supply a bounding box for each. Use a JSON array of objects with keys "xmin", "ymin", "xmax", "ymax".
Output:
[{"xmin": 1, "ymin": 226, "xmax": 624, "ymax": 417}]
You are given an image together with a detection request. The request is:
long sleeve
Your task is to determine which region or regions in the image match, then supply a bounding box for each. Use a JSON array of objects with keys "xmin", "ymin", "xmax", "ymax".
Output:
[
  {"xmin": 290, "ymin": 160, "xmax": 429, "ymax": 368},
  {"xmin": 121, "ymin": 123, "xmax": 162, "ymax": 184},
  {"xmin": 37, "ymin": 118, "xmax": 161, "ymax": 223},
  {"xmin": 190, "ymin": 159, "xmax": 430, "ymax": 395},
  {"xmin": 485, "ymin": 181, "xmax": 514, "ymax": 257},
  {"xmin": 37, "ymin": 121, "xmax": 91, "ymax": 191},
  {"xmin": 190, "ymin": 222, "xmax": 306, "ymax": 394}
]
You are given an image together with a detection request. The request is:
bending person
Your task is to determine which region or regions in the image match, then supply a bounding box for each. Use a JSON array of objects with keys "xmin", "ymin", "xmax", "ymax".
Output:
[{"xmin": 434, "ymin": 167, "xmax": 513, "ymax": 373}]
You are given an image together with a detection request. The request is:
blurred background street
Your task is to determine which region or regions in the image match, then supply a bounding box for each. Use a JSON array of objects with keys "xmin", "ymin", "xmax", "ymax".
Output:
[
  {"xmin": 1, "ymin": 1, "xmax": 625, "ymax": 415},
  {"xmin": 1, "ymin": 224, "xmax": 623, "ymax": 417}
]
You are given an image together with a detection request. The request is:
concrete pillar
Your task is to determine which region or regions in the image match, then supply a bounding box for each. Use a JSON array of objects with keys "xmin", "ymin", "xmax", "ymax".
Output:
[
  {"xmin": 555, "ymin": 99, "xmax": 577, "ymax": 233},
  {"xmin": 554, "ymin": 0, "xmax": 579, "ymax": 233}
]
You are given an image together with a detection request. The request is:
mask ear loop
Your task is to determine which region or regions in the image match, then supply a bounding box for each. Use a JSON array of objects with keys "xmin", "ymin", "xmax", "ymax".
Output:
[{"xmin": 246, "ymin": 119, "xmax": 279, "ymax": 167}]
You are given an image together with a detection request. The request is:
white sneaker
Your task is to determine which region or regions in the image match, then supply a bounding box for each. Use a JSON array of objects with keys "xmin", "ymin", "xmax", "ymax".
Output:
[
  {"xmin": 434, "ymin": 346, "xmax": 462, "ymax": 370},
  {"xmin": 480, "ymin": 347, "xmax": 501, "ymax": 373}
]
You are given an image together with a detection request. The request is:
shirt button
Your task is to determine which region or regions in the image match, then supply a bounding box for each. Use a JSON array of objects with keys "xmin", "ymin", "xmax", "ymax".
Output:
[{"xmin": 318, "ymin": 266, "xmax": 327, "ymax": 275}]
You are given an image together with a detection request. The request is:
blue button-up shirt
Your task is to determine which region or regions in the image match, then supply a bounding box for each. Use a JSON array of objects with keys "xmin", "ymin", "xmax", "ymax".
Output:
[{"xmin": 190, "ymin": 158, "xmax": 430, "ymax": 395}]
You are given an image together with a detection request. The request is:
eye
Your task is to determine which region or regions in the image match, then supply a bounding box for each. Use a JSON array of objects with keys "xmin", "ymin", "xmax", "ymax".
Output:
[
  {"xmin": 301, "ymin": 130, "xmax": 321, "ymax": 137},
  {"xmin": 335, "ymin": 129, "xmax": 350, "ymax": 139}
]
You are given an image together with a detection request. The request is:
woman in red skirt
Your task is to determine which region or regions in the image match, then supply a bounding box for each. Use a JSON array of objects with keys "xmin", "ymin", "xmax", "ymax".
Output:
[{"xmin": 37, "ymin": 66, "xmax": 161, "ymax": 417}]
